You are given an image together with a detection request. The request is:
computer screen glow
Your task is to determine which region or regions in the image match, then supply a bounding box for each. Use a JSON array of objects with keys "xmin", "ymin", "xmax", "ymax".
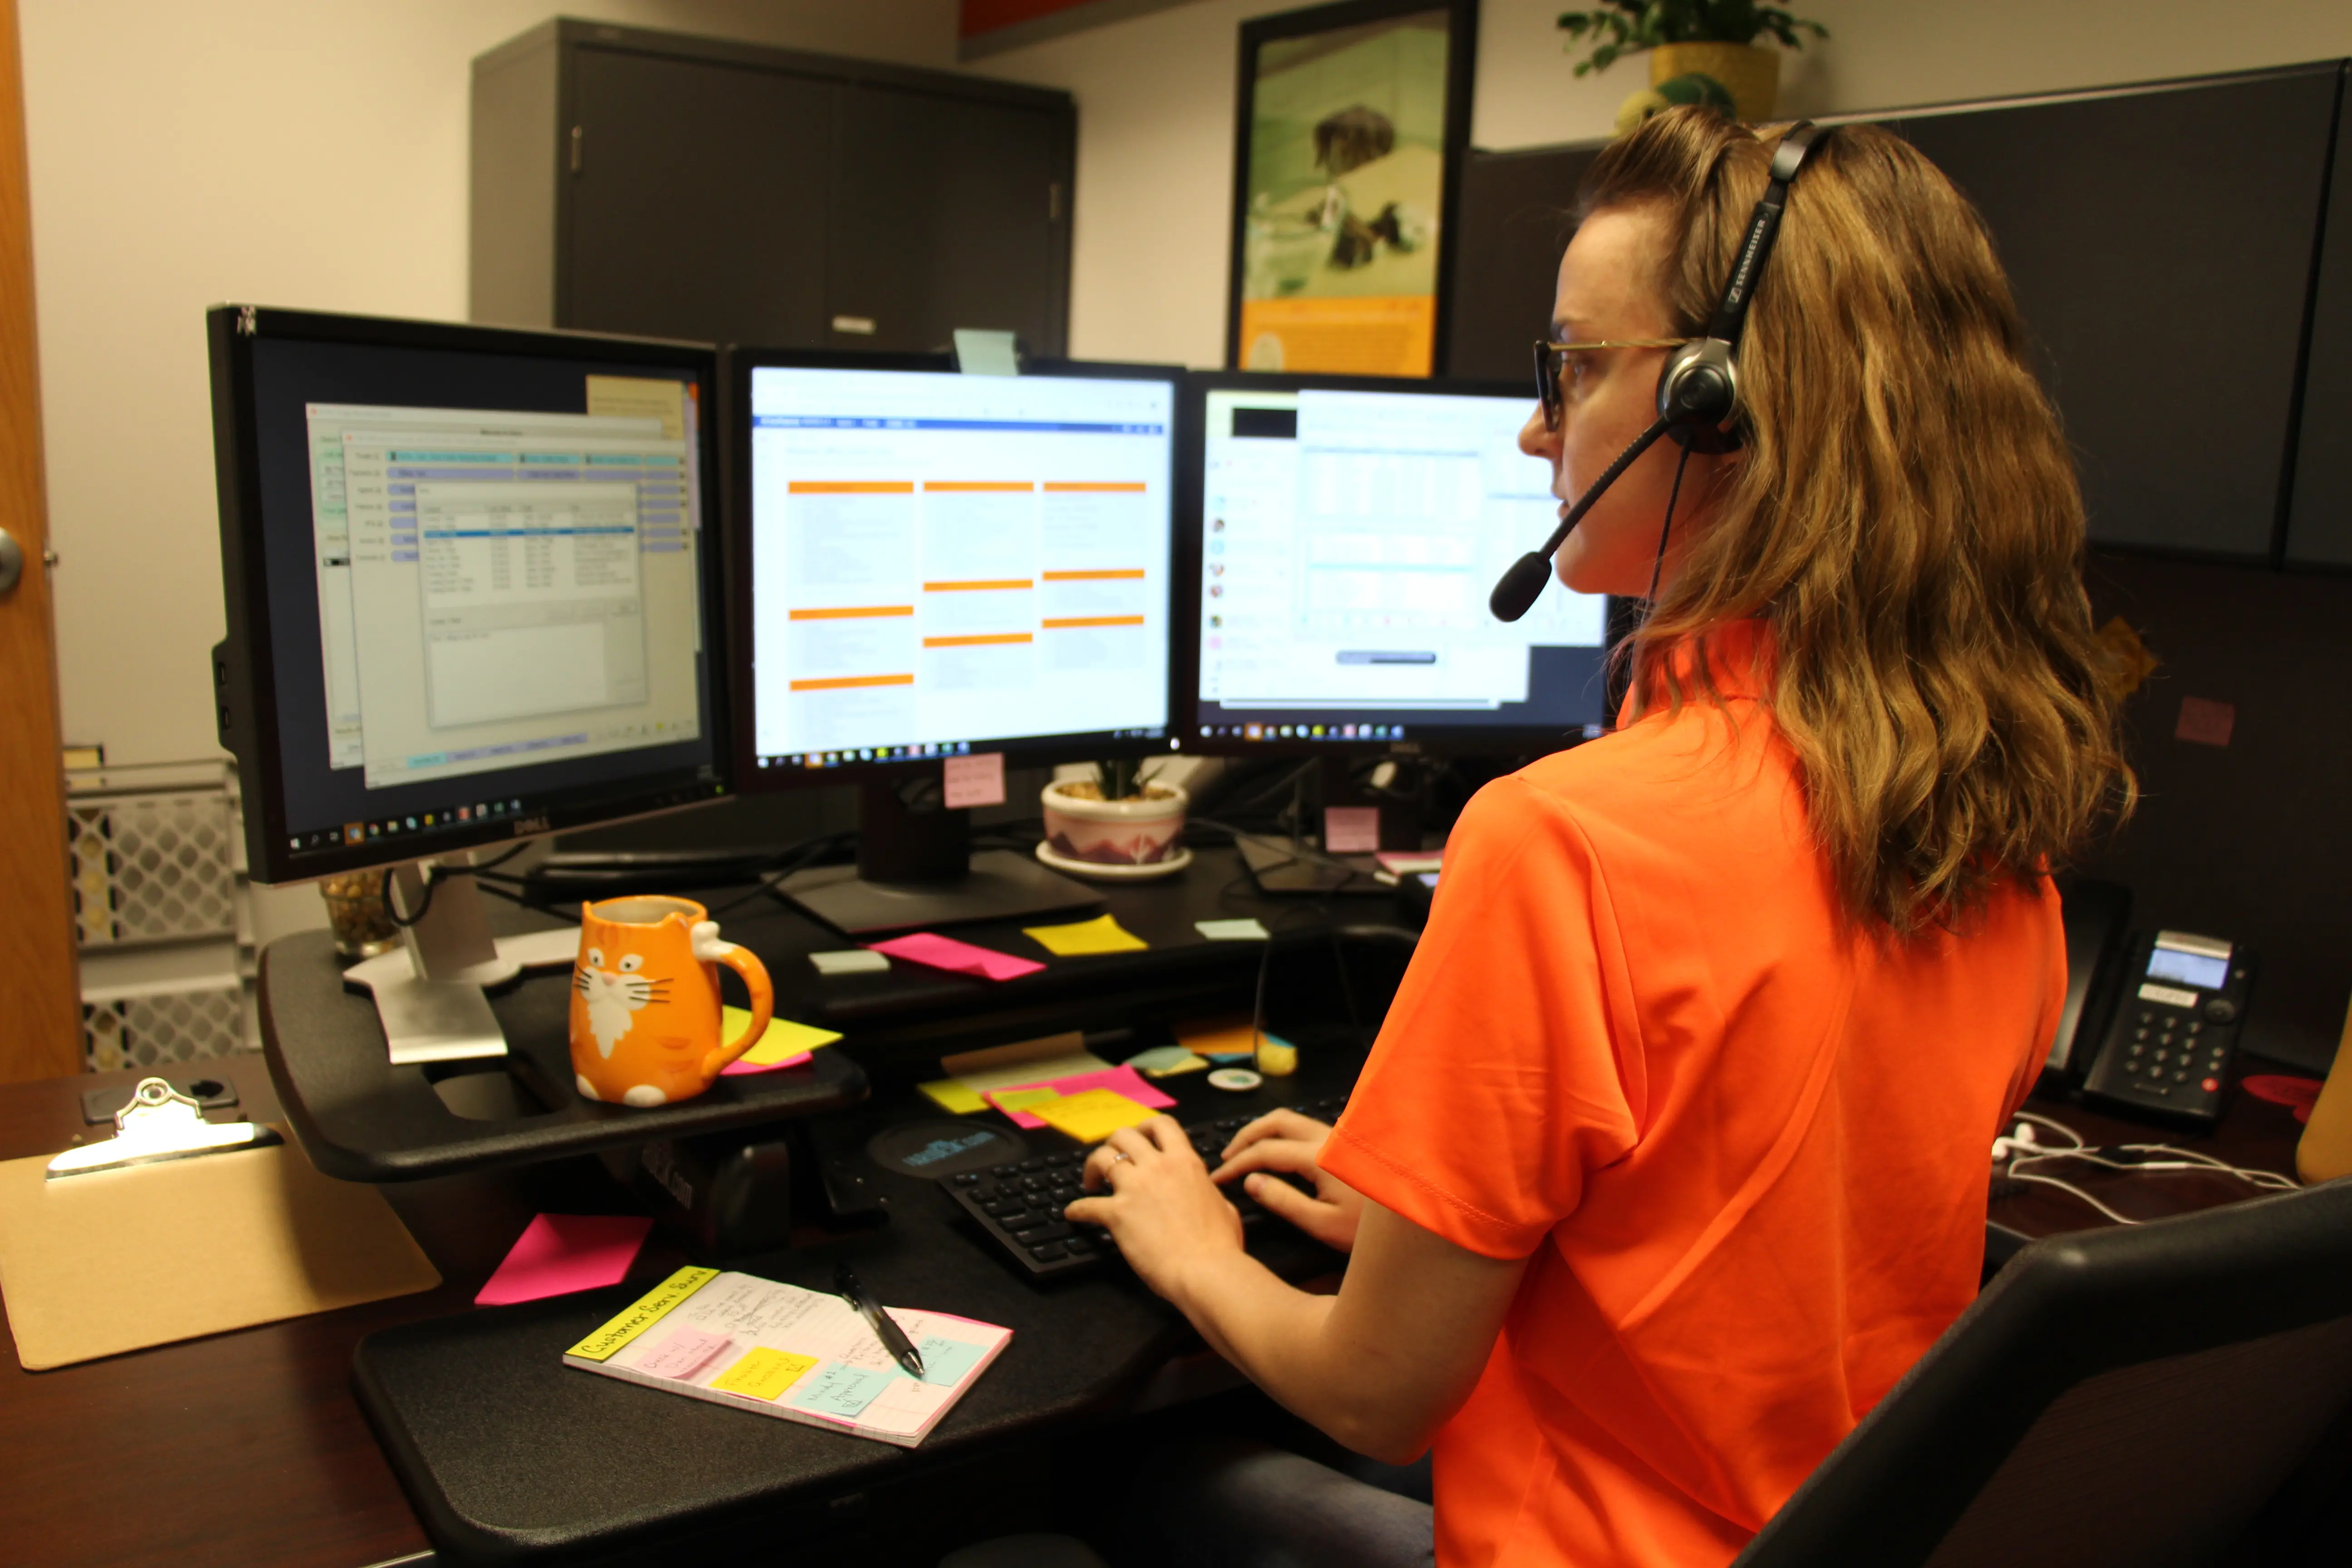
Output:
[{"xmin": 746, "ymin": 367, "xmax": 1175, "ymax": 768}]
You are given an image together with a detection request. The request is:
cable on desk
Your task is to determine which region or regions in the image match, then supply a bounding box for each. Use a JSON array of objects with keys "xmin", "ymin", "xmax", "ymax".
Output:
[{"xmin": 1993, "ymin": 1113, "xmax": 2298, "ymax": 1225}]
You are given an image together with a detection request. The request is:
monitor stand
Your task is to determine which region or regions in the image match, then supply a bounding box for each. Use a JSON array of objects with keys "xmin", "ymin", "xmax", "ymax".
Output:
[
  {"xmin": 778, "ymin": 779, "xmax": 1101, "ymax": 936},
  {"xmin": 340, "ymin": 859, "xmax": 579, "ymax": 1065}
]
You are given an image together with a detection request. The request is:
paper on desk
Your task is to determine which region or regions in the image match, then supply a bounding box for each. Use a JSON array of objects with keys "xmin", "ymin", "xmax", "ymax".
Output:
[
  {"xmin": 985, "ymin": 1065, "xmax": 1176, "ymax": 1129},
  {"xmin": 869, "ymin": 931, "xmax": 1045, "ymax": 981},
  {"xmin": 475, "ymin": 1213, "xmax": 652, "ymax": 1307},
  {"xmin": 1195, "ymin": 918, "xmax": 1269, "ymax": 942},
  {"xmin": 717, "ymin": 1007, "xmax": 842, "ymax": 1076},
  {"xmin": 939, "ymin": 1033, "xmax": 1102, "ymax": 1093},
  {"xmin": 1022, "ymin": 912, "xmax": 1148, "ymax": 956},
  {"xmin": 1033, "ymin": 1089, "xmax": 1161, "ymax": 1143}
]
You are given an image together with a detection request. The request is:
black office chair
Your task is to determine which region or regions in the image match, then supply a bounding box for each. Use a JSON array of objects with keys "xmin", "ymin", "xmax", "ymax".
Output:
[{"xmin": 1734, "ymin": 1178, "xmax": 2352, "ymax": 1567}]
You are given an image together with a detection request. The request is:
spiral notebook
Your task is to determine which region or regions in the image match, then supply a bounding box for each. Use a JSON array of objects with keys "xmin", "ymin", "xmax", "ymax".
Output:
[{"xmin": 563, "ymin": 1267, "xmax": 1010, "ymax": 1447}]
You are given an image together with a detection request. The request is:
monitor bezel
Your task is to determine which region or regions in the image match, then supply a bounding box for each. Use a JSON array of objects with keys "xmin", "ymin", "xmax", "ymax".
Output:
[
  {"xmin": 208, "ymin": 305, "xmax": 732, "ymax": 887},
  {"xmin": 1176, "ymin": 368, "xmax": 1614, "ymax": 760},
  {"xmin": 725, "ymin": 346, "xmax": 1189, "ymax": 792}
]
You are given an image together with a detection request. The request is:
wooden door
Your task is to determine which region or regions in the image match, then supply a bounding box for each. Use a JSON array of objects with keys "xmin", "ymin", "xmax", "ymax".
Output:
[{"xmin": 0, "ymin": 0, "xmax": 79, "ymax": 1083}]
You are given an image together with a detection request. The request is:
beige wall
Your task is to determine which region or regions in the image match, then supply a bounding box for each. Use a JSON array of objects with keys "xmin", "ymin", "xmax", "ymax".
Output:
[
  {"xmin": 978, "ymin": 0, "xmax": 2352, "ymax": 365},
  {"xmin": 27, "ymin": 0, "xmax": 2352, "ymax": 765},
  {"xmin": 22, "ymin": 0, "xmax": 958, "ymax": 767}
]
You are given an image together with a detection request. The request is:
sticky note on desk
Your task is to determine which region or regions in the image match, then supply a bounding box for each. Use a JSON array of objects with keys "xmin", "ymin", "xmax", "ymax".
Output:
[
  {"xmin": 1022, "ymin": 913, "xmax": 1148, "ymax": 956},
  {"xmin": 718, "ymin": 1008, "xmax": 843, "ymax": 1075},
  {"xmin": 810, "ymin": 949, "xmax": 890, "ymax": 977},
  {"xmin": 636, "ymin": 1325, "xmax": 733, "ymax": 1381},
  {"xmin": 1032, "ymin": 1088, "xmax": 1160, "ymax": 1143},
  {"xmin": 987, "ymin": 1065, "xmax": 1174, "ymax": 1128},
  {"xmin": 475, "ymin": 1214, "xmax": 652, "ymax": 1307},
  {"xmin": 711, "ymin": 1346, "xmax": 820, "ymax": 1402},
  {"xmin": 987, "ymin": 1086, "xmax": 1065, "ymax": 1117},
  {"xmin": 918, "ymin": 1079, "xmax": 992, "ymax": 1115},
  {"xmin": 785, "ymin": 1360, "xmax": 896, "ymax": 1418},
  {"xmin": 870, "ymin": 931, "xmax": 1045, "ymax": 982},
  {"xmin": 913, "ymin": 1334, "xmax": 989, "ymax": 1388},
  {"xmin": 1195, "ymin": 918, "xmax": 1269, "ymax": 942}
]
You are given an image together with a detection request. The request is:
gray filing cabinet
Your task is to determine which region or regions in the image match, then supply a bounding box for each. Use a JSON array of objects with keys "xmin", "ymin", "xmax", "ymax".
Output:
[{"xmin": 470, "ymin": 20, "xmax": 1073, "ymax": 356}]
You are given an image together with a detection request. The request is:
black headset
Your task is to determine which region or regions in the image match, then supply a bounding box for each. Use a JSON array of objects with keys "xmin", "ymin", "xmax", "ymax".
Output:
[{"xmin": 1489, "ymin": 121, "xmax": 1827, "ymax": 623}]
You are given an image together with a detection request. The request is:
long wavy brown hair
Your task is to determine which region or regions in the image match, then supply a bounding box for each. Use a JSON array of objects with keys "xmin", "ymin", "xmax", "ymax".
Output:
[{"xmin": 1583, "ymin": 110, "xmax": 2133, "ymax": 933}]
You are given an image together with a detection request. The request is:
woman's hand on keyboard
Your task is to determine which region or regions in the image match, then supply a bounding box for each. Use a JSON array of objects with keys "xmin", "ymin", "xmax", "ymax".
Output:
[
  {"xmin": 1068, "ymin": 1117, "xmax": 1246, "ymax": 1297},
  {"xmin": 1212, "ymin": 1110, "xmax": 1367, "ymax": 1254}
]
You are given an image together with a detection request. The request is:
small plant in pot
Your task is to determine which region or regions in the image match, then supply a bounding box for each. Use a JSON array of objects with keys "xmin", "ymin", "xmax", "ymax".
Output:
[
  {"xmin": 1037, "ymin": 760, "xmax": 1190, "ymax": 879},
  {"xmin": 1558, "ymin": 0, "xmax": 1828, "ymax": 122}
]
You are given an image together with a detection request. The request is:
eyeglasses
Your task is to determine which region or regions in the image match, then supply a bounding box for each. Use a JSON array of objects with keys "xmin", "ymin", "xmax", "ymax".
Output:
[{"xmin": 1532, "ymin": 337, "xmax": 1695, "ymax": 432}]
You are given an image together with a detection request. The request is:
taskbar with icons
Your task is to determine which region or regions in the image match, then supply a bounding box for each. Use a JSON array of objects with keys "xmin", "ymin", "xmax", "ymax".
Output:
[
  {"xmin": 756, "ymin": 727, "xmax": 1169, "ymax": 772},
  {"xmin": 281, "ymin": 796, "xmax": 540, "ymax": 855},
  {"xmin": 1199, "ymin": 722, "xmax": 1410, "ymax": 744}
]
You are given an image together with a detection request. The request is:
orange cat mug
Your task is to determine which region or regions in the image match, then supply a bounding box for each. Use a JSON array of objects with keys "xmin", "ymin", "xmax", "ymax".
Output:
[{"xmin": 568, "ymin": 896, "xmax": 774, "ymax": 1107}]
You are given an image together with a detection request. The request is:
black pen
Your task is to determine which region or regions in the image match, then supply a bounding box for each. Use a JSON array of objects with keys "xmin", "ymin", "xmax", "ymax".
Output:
[{"xmin": 836, "ymin": 1264, "xmax": 925, "ymax": 1377}]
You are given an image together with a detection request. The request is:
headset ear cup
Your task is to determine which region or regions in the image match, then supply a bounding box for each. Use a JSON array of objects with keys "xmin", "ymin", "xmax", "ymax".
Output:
[{"xmin": 1657, "ymin": 339, "xmax": 1742, "ymax": 451}]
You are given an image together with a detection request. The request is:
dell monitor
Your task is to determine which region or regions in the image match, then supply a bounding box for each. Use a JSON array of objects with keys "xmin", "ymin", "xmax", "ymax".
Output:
[
  {"xmin": 731, "ymin": 350, "xmax": 1181, "ymax": 933},
  {"xmin": 1183, "ymin": 371, "xmax": 1613, "ymax": 755},
  {"xmin": 208, "ymin": 306, "xmax": 730, "ymax": 1053}
]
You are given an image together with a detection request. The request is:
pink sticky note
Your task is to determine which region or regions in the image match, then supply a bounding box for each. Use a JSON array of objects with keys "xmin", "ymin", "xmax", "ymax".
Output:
[
  {"xmin": 636, "ymin": 1325, "xmax": 733, "ymax": 1381},
  {"xmin": 1324, "ymin": 806, "xmax": 1379, "ymax": 853},
  {"xmin": 987, "ymin": 1064, "xmax": 1176, "ymax": 1129},
  {"xmin": 943, "ymin": 751, "xmax": 1006, "ymax": 808},
  {"xmin": 474, "ymin": 1213, "xmax": 652, "ymax": 1307},
  {"xmin": 720, "ymin": 1050, "xmax": 814, "ymax": 1077},
  {"xmin": 869, "ymin": 931, "xmax": 1045, "ymax": 982}
]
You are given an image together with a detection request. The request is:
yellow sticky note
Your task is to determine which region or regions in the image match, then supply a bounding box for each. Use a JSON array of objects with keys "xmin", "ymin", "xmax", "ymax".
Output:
[
  {"xmin": 991, "ymin": 1086, "xmax": 1063, "ymax": 1114},
  {"xmin": 723, "ymin": 1006, "xmax": 842, "ymax": 1065},
  {"xmin": 710, "ymin": 1346, "xmax": 820, "ymax": 1402},
  {"xmin": 1175, "ymin": 1019, "xmax": 1261, "ymax": 1057},
  {"xmin": 1023, "ymin": 913, "xmax": 1150, "ymax": 957},
  {"xmin": 585, "ymin": 373, "xmax": 687, "ymax": 439},
  {"xmin": 565, "ymin": 1266, "xmax": 719, "ymax": 1362},
  {"xmin": 1032, "ymin": 1088, "xmax": 1158, "ymax": 1143},
  {"xmin": 918, "ymin": 1079, "xmax": 991, "ymax": 1116}
]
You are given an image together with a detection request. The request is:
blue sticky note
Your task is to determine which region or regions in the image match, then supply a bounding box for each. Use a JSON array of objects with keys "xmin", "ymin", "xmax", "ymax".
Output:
[
  {"xmin": 915, "ymin": 1334, "xmax": 988, "ymax": 1388},
  {"xmin": 784, "ymin": 1360, "xmax": 895, "ymax": 1419}
]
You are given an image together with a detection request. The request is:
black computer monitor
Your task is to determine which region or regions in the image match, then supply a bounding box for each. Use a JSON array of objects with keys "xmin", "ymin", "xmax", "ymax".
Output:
[
  {"xmin": 1180, "ymin": 371, "xmax": 1614, "ymax": 756},
  {"xmin": 208, "ymin": 307, "xmax": 731, "ymax": 1049},
  {"xmin": 728, "ymin": 349, "xmax": 1182, "ymax": 931}
]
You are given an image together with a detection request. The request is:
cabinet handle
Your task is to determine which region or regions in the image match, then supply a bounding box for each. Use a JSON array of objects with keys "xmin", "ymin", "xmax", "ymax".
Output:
[
  {"xmin": 569, "ymin": 124, "xmax": 584, "ymax": 174},
  {"xmin": 1049, "ymin": 182, "xmax": 1062, "ymax": 222}
]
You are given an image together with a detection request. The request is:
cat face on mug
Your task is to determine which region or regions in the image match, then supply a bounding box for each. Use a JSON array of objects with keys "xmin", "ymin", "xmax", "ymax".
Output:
[{"xmin": 572, "ymin": 944, "xmax": 671, "ymax": 1057}]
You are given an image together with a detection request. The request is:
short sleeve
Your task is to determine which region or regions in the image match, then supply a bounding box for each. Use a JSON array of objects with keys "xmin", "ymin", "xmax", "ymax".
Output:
[{"xmin": 1320, "ymin": 774, "xmax": 1646, "ymax": 1259}]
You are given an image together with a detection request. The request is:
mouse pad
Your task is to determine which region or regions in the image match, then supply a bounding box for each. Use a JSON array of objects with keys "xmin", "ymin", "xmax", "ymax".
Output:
[{"xmin": 864, "ymin": 1121, "xmax": 1028, "ymax": 1178}]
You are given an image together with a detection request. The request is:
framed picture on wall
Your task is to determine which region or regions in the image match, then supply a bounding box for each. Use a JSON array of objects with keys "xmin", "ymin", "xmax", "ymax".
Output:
[{"xmin": 1225, "ymin": 0, "xmax": 1477, "ymax": 378}]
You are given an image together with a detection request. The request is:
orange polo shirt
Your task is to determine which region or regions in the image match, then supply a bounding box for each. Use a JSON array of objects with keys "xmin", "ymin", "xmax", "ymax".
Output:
[{"xmin": 1320, "ymin": 621, "xmax": 2063, "ymax": 1568}]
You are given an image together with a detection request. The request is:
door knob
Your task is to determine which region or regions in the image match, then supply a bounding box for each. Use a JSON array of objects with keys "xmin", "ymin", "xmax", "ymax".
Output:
[{"xmin": 0, "ymin": 527, "xmax": 20, "ymax": 594}]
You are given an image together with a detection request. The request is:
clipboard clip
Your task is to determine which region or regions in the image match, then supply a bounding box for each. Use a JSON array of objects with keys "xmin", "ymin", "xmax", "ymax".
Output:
[{"xmin": 47, "ymin": 1076, "xmax": 283, "ymax": 1180}]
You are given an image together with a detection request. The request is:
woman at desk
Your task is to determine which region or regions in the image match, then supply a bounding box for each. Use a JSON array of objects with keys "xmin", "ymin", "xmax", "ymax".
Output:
[{"xmin": 1066, "ymin": 110, "xmax": 2129, "ymax": 1568}]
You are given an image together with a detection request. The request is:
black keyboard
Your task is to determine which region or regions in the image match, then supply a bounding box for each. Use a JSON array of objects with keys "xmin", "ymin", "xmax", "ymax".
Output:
[{"xmin": 939, "ymin": 1096, "xmax": 1350, "ymax": 1278}]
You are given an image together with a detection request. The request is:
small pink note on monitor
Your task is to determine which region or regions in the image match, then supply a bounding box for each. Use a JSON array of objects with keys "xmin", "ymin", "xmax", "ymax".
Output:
[
  {"xmin": 1324, "ymin": 806, "xmax": 1379, "ymax": 853},
  {"xmin": 475, "ymin": 1214, "xmax": 652, "ymax": 1307},
  {"xmin": 636, "ymin": 1325, "xmax": 733, "ymax": 1380},
  {"xmin": 869, "ymin": 931, "xmax": 1045, "ymax": 981},
  {"xmin": 985, "ymin": 1064, "xmax": 1177, "ymax": 1128},
  {"xmin": 943, "ymin": 751, "xmax": 1007, "ymax": 808}
]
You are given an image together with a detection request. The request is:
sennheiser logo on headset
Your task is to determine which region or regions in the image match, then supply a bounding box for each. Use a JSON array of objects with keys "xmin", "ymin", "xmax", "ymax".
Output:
[{"xmin": 1488, "ymin": 122, "xmax": 1827, "ymax": 624}]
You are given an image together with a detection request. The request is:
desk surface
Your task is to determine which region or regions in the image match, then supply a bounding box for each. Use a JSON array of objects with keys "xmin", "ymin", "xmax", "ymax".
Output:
[{"xmin": 0, "ymin": 887, "xmax": 2323, "ymax": 1566}]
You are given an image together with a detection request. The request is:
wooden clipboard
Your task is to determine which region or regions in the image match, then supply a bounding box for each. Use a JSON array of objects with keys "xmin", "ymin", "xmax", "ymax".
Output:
[{"xmin": 0, "ymin": 1129, "xmax": 441, "ymax": 1370}]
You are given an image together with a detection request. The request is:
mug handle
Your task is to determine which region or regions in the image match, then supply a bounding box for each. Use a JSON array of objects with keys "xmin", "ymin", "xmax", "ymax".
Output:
[{"xmin": 692, "ymin": 921, "xmax": 774, "ymax": 1078}]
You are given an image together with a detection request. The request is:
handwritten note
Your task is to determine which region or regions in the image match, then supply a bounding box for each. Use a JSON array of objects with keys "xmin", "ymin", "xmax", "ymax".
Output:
[
  {"xmin": 710, "ymin": 1346, "xmax": 820, "ymax": 1402},
  {"xmin": 785, "ymin": 1360, "xmax": 897, "ymax": 1419},
  {"xmin": 913, "ymin": 1334, "xmax": 989, "ymax": 1388},
  {"xmin": 942, "ymin": 751, "xmax": 1006, "ymax": 808},
  {"xmin": 869, "ymin": 931, "xmax": 1045, "ymax": 982},
  {"xmin": 1323, "ymin": 806, "xmax": 1380, "ymax": 853},
  {"xmin": 1023, "ymin": 913, "xmax": 1149, "ymax": 956},
  {"xmin": 1033, "ymin": 1088, "xmax": 1160, "ymax": 1143},
  {"xmin": 636, "ymin": 1326, "xmax": 733, "ymax": 1381}
]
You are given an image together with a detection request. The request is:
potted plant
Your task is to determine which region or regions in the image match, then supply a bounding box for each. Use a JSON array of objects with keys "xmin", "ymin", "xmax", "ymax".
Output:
[
  {"xmin": 1557, "ymin": 1, "xmax": 1828, "ymax": 123},
  {"xmin": 1037, "ymin": 760, "xmax": 1191, "ymax": 880}
]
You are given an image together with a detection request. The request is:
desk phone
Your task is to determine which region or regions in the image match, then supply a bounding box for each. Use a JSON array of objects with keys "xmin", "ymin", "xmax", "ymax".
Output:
[{"xmin": 2080, "ymin": 930, "xmax": 2255, "ymax": 1132}]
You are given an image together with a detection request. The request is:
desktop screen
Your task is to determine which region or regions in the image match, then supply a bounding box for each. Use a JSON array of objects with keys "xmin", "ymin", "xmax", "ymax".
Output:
[
  {"xmin": 743, "ymin": 364, "xmax": 1176, "ymax": 773},
  {"xmin": 219, "ymin": 314, "xmax": 726, "ymax": 880},
  {"xmin": 1191, "ymin": 381, "xmax": 1612, "ymax": 748}
]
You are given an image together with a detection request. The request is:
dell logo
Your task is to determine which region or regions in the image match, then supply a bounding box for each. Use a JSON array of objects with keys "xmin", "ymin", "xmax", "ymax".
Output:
[{"xmin": 513, "ymin": 815, "xmax": 550, "ymax": 835}]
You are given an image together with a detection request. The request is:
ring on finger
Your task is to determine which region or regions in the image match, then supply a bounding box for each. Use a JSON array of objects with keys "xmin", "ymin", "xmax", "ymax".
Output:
[{"xmin": 1107, "ymin": 1149, "xmax": 1132, "ymax": 1164}]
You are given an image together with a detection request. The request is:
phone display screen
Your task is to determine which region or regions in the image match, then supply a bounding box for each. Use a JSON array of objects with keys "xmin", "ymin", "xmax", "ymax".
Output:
[{"xmin": 2146, "ymin": 942, "xmax": 2229, "ymax": 991}]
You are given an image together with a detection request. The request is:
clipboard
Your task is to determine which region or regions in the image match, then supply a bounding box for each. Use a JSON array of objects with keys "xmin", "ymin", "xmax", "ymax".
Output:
[{"xmin": 0, "ymin": 1079, "xmax": 441, "ymax": 1369}]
